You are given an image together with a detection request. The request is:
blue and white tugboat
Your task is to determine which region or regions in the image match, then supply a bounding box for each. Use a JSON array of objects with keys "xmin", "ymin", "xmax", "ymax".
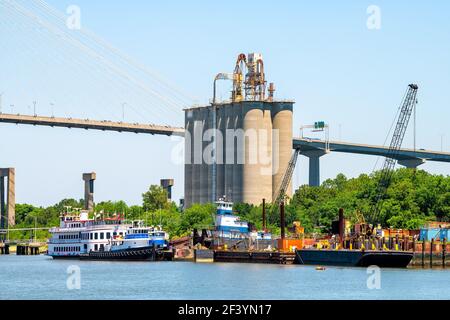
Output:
[
  {"xmin": 210, "ymin": 198, "xmax": 272, "ymax": 249},
  {"xmin": 47, "ymin": 209, "xmax": 170, "ymax": 261}
]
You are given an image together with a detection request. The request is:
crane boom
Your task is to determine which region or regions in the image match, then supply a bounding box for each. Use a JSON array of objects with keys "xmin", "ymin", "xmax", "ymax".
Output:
[
  {"xmin": 368, "ymin": 84, "xmax": 419, "ymax": 224},
  {"xmin": 273, "ymin": 149, "xmax": 300, "ymax": 207}
]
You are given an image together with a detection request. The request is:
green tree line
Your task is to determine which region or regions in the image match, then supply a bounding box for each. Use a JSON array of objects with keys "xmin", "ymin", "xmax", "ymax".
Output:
[{"xmin": 7, "ymin": 168, "xmax": 450, "ymax": 241}]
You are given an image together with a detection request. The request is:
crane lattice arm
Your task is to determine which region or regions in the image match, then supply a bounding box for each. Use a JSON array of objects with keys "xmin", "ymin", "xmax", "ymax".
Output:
[
  {"xmin": 273, "ymin": 149, "xmax": 300, "ymax": 208},
  {"xmin": 368, "ymin": 84, "xmax": 419, "ymax": 224}
]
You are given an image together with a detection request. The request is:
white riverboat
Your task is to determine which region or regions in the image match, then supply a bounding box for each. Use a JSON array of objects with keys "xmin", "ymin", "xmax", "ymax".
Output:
[{"xmin": 47, "ymin": 210, "xmax": 170, "ymax": 260}]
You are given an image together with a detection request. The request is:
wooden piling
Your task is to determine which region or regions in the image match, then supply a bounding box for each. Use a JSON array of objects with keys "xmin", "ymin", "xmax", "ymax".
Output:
[
  {"xmin": 17, "ymin": 244, "xmax": 33, "ymax": 256},
  {"xmin": 430, "ymin": 238, "xmax": 434, "ymax": 268},
  {"xmin": 421, "ymin": 240, "xmax": 425, "ymax": 268},
  {"xmin": 443, "ymin": 238, "xmax": 447, "ymax": 268},
  {"xmin": 388, "ymin": 229, "xmax": 392, "ymax": 249}
]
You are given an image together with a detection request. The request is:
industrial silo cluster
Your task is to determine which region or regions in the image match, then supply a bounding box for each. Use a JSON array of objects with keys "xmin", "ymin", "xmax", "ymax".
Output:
[
  {"xmin": 184, "ymin": 101, "xmax": 293, "ymax": 208},
  {"xmin": 184, "ymin": 53, "xmax": 294, "ymax": 208}
]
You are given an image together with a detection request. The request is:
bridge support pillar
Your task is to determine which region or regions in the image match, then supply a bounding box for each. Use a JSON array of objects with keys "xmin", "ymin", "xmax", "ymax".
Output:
[
  {"xmin": 0, "ymin": 168, "xmax": 15, "ymax": 233},
  {"xmin": 302, "ymin": 150, "xmax": 328, "ymax": 187},
  {"xmin": 83, "ymin": 173, "xmax": 96, "ymax": 212},
  {"xmin": 398, "ymin": 158, "xmax": 426, "ymax": 169},
  {"xmin": 161, "ymin": 179, "xmax": 174, "ymax": 201}
]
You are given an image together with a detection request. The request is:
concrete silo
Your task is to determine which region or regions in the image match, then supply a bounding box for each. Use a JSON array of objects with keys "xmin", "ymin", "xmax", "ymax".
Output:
[
  {"xmin": 199, "ymin": 108, "xmax": 210, "ymax": 204},
  {"xmin": 215, "ymin": 105, "xmax": 226, "ymax": 202},
  {"xmin": 242, "ymin": 102, "xmax": 273, "ymax": 205},
  {"xmin": 184, "ymin": 110, "xmax": 194, "ymax": 208},
  {"xmin": 272, "ymin": 102, "xmax": 294, "ymax": 199},
  {"xmin": 183, "ymin": 53, "xmax": 294, "ymax": 207}
]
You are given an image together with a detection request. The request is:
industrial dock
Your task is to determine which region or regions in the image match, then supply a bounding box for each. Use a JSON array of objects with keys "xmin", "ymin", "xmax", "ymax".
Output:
[{"xmin": 1, "ymin": 53, "xmax": 449, "ymax": 270}]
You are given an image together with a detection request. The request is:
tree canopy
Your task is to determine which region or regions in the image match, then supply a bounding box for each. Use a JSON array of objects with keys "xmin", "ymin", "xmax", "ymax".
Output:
[{"xmin": 7, "ymin": 168, "xmax": 449, "ymax": 241}]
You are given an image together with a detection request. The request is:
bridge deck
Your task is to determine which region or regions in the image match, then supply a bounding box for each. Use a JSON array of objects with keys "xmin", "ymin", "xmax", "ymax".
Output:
[
  {"xmin": 293, "ymin": 138, "xmax": 450, "ymax": 162},
  {"xmin": 1, "ymin": 113, "xmax": 448, "ymax": 163},
  {"xmin": 0, "ymin": 113, "xmax": 185, "ymax": 137}
]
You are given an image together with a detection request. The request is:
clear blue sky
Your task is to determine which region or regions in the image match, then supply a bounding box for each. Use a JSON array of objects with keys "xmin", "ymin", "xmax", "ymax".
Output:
[{"xmin": 0, "ymin": 0, "xmax": 449, "ymax": 207}]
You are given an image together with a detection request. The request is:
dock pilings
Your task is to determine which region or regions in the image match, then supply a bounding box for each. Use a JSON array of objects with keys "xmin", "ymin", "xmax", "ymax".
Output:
[
  {"xmin": 0, "ymin": 243, "xmax": 9, "ymax": 255},
  {"xmin": 443, "ymin": 238, "xmax": 447, "ymax": 268},
  {"xmin": 16, "ymin": 244, "xmax": 40, "ymax": 256},
  {"xmin": 411, "ymin": 238, "xmax": 449, "ymax": 268}
]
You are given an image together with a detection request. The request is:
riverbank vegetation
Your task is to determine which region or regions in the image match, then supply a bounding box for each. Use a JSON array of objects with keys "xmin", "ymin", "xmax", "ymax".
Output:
[{"xmin": 7, "ymin": 168, "xmax": 450, "ymax": 241}]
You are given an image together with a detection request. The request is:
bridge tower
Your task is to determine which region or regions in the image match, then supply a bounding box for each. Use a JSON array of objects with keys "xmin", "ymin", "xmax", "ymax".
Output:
[{"xmin": 0, "ymin": 168, "xmax": 15, "ymax": 229}]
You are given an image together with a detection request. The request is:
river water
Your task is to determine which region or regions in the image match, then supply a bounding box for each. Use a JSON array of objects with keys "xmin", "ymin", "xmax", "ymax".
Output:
[{"xmin": 0, "ymin": 255, "xmax": 449, "ymax": 300}]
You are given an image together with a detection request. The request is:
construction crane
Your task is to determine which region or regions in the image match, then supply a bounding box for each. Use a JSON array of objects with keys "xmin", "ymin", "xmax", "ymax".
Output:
[
  {"xmin": 273, "ymin": 149, "xmax": 301, "ymax": 209},
  {"xmin": 367, "ymin": 84, "xmax": 419, "ymax": 226}
]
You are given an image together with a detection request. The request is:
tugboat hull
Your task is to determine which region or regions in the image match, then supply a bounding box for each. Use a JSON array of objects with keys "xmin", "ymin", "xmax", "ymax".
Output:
[{"xmin": 296, "ymin": 249, "xmax": 413, "ymax": 268}]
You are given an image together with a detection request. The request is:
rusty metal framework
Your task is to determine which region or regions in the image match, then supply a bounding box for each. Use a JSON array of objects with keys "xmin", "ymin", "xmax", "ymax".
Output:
[{"xmin": 231, "ymin": 53, "xmax": 271, "ymax": 102}]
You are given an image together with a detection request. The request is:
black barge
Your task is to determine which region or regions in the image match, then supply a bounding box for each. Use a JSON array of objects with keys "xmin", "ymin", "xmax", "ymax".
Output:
[{"xmin": 296, "ymin": 249, "xmax": 413, "ymax": 268}]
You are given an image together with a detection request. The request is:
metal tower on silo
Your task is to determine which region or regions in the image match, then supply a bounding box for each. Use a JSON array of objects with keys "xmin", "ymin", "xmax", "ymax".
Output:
[{"xmin": 184, "ymin": 53, "xmax": 294, "ymax": 208}]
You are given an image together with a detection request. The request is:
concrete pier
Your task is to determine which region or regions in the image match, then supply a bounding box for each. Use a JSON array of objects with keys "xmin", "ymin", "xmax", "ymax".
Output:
[
  {"xmin": 16, "ymin": 244, "xmax": 40, "ymax": 256},
  {"xmin": 0, "ymin": 168, "xmax": 15, "ymax": 231},
  {"xmin": 160, "ymin": 179, "xmax": 174, "ymax": 200},
  {"xmin": 302, "ymin": 150, "xmax": 328, "ymax": 187},
  {"xmin": 0, "ymin": 243, "xmax": 10, "ymax": 255},
  {"xmin": 83, "ymin": 173, "xmax": 96, "ymax": 212}
]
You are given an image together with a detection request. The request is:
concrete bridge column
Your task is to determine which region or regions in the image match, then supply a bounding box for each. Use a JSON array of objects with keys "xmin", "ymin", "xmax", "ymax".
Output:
[
  {"xmin": 0, "ymin": 168, "xmax": 15, "ymax": 229},
  {"xmin": 83, "ymin": 173, "xmax": 96, "ymax": 212},
  {"xmin": 0, "ymin": 175, "xmax": 5, "ymax": 230},
  {"xmin": 398, "ymin": 158, "xmax": 426, "ymax": 169},
  {"xmin": 302, "ymin": 150, "xmax": 327, "ymax": 187}
]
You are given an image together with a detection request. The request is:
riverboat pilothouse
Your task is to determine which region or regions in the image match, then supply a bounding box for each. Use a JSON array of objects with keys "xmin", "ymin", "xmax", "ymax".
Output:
[{"xmin": 47, "ymin": 209, "xmax": 170, "ymax": 261}]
